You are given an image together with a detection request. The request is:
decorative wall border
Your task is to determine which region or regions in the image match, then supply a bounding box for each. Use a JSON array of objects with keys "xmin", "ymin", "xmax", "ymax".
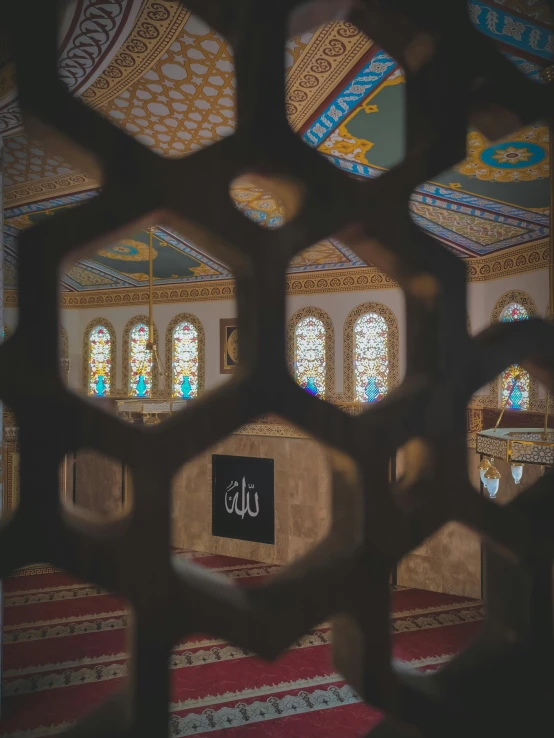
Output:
[
  {"xmin": 466, "ymin": 239, "xmax": 549, "ymax": 282},
  {"xmin": 287, "ymin": 307, "xmax": 336, "ymax": 400},
  {"xmin": 81, "ymin": 317, "xmax": 117, "ymax": 394},
  {"xmin": 343, "ymin": 301, "xmax": 400, "ymax": 402},
  {"xmin": 164, "ymin": 312, "xmax": 205, "ymax": 398},
  {"xmin": 5, "ymin": 240, "xmax": 548, "ymax": 309},
  {"xmin": 121, "ymin": 315, "xmax": 159, "ymax": 396}
]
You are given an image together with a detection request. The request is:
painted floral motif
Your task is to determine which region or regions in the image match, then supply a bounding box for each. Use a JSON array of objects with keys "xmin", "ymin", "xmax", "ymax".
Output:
[
  {"xmin": 294, "ymin": 316, "xmax": 326, "ymax": 398},
  {"xmin": 129, "ymin": 323, "xmax": 152, "ymax": 397},
  {"xmin": 354, "ymin": 313, "xmax": 389, "ymax": 402},
  {"xmin": 457, "ymin": 126, "xmax": 548, "ymax": 182},
  {"xmin": 501, "ymin": 302, "xmax": 530, "ymax": 410},
  {"xmin": 172, "ymin": 322, "xmax": 199, "ymax": 398},
  {"xmin": 88, "ymin": 325, "xmax": 111, "ymax": 395}
]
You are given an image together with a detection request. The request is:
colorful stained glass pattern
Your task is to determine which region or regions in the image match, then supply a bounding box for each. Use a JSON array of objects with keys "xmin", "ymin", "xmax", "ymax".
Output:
[
  {"xmin": 501, "ymin": 303, "xmax": 530, "ymax": 410},
  {"xmin": 172, "ymin": 322, "xmax": 199, "ymax": 398},
  {"xmin": 354, "ymin": 313, "xmax": 389, "ymax": 403},
  {"xmin": 88, "ymin": 325, "xmax": 111, "ymax": 396},
  {"xmin": 129, "ymin": 323, "xmax": 152, "ymax": 397},
  {"xmin": 294, "ymin": 316, "xmax": 326, "ymax": 398}
]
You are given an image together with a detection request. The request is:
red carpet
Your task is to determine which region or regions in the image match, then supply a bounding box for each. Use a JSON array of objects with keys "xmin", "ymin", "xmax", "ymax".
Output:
[{"xmin": 0, "ymin": 552, "xmax": 483, "ymax": 737}]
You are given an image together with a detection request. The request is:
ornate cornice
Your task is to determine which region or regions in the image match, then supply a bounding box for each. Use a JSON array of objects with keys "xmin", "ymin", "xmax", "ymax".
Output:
[
  {"xmin": 3, "ymin": 242, "xmax": 549, "ymax": 309},
  {"xmin": 466, "ymin": 239, "xmax": 549, "ymax": 282},
  {"xmin": 4, "ymin": 172, "xmax": 98, "ymax": 208}
]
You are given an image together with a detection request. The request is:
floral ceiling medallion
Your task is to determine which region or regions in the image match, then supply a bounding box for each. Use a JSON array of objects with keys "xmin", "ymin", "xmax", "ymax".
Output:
[{"xmin": 456, "ymin": 126, "xmax": 549, "ymax": 182}]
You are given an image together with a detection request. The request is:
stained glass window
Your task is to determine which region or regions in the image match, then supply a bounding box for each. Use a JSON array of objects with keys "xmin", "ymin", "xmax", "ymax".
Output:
[
  {"xmin": 88, "ymin": 325, "xmax": 111, "ymax": 396},
  {"xmin": 500, "ymin": 302, "xmax": 530, "ymax": 410},
  {"xmin": 129, "ymin": 323, "xmax": 152, "ymax": 397},
  {"xmin": 354, "ymin": 313, "xmax": 389, "ymax": 403},
  {"xmin": 294, "ymin": 316, "xmax": 326, "ymax": 398},
  {"xmin": 172, "ymin": 321, "xmax": 199, "ymax": 398}
]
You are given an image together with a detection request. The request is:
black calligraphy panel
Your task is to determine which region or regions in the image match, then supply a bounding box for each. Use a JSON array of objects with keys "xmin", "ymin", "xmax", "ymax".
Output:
[{"xmin": 212, "ymin": 455, "xmax": 275, "ymax": 544}]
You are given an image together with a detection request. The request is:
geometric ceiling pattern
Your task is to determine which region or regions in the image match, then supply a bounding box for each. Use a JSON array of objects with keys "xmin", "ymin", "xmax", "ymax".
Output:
[{"xmin": 1, "ymin": 0, "xmax": 552, "ymax": 291}]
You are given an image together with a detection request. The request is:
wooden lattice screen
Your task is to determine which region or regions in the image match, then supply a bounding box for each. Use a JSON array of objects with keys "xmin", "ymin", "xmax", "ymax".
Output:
[{"xmin": 2, "ymin": 1, "xmax": 554, "ymax": 736}]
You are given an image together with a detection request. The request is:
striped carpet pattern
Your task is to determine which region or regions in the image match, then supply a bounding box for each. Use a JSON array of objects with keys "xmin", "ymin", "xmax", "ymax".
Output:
[{"xmin": 0, "ymin": 551, "xmax": 484, "ymax": 737}]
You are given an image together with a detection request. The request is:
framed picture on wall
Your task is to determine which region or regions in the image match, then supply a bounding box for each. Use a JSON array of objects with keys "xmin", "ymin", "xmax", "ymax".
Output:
[
  {"xmin": 212, "ymin": 454, "xmax": 275, "ymax": 544},
  {"xmin": 220, "ymin": 318, "xmax": 238, "ymax": 373}
]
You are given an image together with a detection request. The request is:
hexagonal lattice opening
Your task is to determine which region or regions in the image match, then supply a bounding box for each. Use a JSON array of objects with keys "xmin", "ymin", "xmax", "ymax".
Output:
[
  {"xmin": 394, "ymin": 522, "xmax": 484, "ymax": 675},
  {"xmin": 61, "ymin": 447, "xmax": 130, "ymax": 522},
  {"xmin": 467, "ymin": 0, "xmax": 552, "ymax": 84},
  {"xmin": 58, "ymin": 218, "xmax": 236, "ymax": 424},
  {"xmin": 171, "ymin": 420, "xmax": 333, "ymax": 567},
  {"xmin": 409, "ymin": 120, "xmax": 549, "ymax": 261},
  {"xmin": 79, "ymin": 10, "xmax": 236, "ymax": 158},
  {"xmin": 287, "ymin": 19, "xmax": 405, "ymax": 179},
  {"xmin": 1, "ymin": 564, "xmax": 131, "ymax": 734},
  {"xmin": 229, "ymin": 174, "xmax": 305, "ymax": 229}
]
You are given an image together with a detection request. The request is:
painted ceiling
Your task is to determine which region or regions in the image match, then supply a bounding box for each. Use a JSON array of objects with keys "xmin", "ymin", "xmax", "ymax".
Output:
[{"xmin": 1, "ymin": 0, "xmax": 552, "ymax": 291}]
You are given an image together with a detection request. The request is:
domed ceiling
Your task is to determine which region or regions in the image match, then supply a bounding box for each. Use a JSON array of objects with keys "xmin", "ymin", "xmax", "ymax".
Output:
[{"xmin": 1, "ymin": 0, "xmax": 552, "ymax": 293}]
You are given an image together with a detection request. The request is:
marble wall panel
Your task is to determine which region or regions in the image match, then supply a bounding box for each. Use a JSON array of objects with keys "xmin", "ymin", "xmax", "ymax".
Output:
[{"xmin": 171, "ymin": 433, "xmax": 331, "ymax": 565}]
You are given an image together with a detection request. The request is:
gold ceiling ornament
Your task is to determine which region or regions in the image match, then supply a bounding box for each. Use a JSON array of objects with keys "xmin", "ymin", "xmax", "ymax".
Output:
[
  {"xmin": 539, "ymin": 65, "xmax": 554, "ymax": 84},
  {"xmin": 98, "ymin": 239, "xmax": 156, "ymax": 262},
  {"xmin": 457, "ymin": 126, "xmax": 549, "ymax": 182}
]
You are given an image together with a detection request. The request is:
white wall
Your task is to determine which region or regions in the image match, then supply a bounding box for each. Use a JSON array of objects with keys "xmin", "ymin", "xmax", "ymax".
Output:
[{"xmin": 3, "ymin": 266, "xmax": 547, "ymax": 398}]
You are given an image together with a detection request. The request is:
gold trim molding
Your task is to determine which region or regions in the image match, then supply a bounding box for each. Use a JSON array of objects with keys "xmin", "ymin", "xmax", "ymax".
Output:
[{"xmin": 3, "ymin": 242, "xmax": 549, "ymax": 309}]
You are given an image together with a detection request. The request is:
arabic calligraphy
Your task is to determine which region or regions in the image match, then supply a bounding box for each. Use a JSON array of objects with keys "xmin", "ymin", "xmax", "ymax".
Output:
[{"xmin": 225, "ymin": 477, "xmax": 259, "ymax": 518}]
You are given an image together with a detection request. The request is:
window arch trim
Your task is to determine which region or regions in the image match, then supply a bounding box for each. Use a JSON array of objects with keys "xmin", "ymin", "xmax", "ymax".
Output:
[
  {"xmin": 122, "ymin": 315, "xmax": 159, "ymax": 396},
  {"xmin": 344, "ymin": 302, "xmax": 399, "ymax": 402},
  {"xmin": 490, "ymin": 290, "xmax": 538, "ymax": 411},
  {"xmin": 287, "ymin": 307, "xmax": 335, "ymax": 400},
  {"xmin": 164, "ymin": 313, "xmax": 205, "ymax": 397},
  {"xmin": 82, "ymin": 318, "xmax": 116, "ymax": 394}
]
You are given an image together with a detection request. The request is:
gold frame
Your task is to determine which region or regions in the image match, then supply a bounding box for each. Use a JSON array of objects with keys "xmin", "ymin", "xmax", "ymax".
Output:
[{"xmin": 220, "ymin": 318, "xmax": 238, "ymax": 374}]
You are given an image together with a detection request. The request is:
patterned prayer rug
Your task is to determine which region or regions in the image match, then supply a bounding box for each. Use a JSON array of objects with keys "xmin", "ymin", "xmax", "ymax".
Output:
[{"xmin": 0, "ymin": 551, "xmax": 484, "ymax": 737}]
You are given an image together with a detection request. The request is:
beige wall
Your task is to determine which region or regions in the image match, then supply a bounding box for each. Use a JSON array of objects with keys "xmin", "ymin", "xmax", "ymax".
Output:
[{"xmin": 171, "ymin": 433, "xmax": 331, "ymax": 565}]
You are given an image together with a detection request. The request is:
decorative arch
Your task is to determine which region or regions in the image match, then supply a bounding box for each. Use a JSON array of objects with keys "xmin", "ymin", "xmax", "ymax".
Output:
[
  {"xmin": 122, "ymin": 315, "xmax": 159, "ymax": 397},
  {"xmin": 344, "ymin": 302, "xmax": 399, "ymax": 402},
  {"xmin": 490, "ymin": 289, "xmax": 537, "ymax": 323},
  {"xmin": 165, "ymin": 313, "xmax": 205, "ymax": 398},
  {"xmin": 491, "ymin": 290, "xmax": 538, "ymax": 410},
  {"xmin": 82, "ymin": 318, "xmax": 116, "ymax": 395},
  {"xmin": 287, "ymin": 307, "xmax": 335, "ymax": 399}
]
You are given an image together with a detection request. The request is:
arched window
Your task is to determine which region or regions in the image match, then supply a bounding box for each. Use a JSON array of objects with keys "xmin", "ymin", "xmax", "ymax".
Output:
[
  {"xmin": 86, "ymin": 321, "xmax": 115, "ymax": 396},
  {"xmin": 344, "ymin": 302, "xmax": 399, "ymax": 403},
  {"xmin": 172, "ymin": 321, "xmax": 199, "ymax": 398},
  {"xmin": 500, "ymin": 302, "xmax": 530, "ymax": 410},
  {"xmin": 295, "ymin": 316, "xmax": 327, "ymax": 397},
  {"xmin": 165, "ymin": 313, "xmax": 205, "ymax": 399},
  {"xmin": 129, "ymin": 323, "xmax": 152, "ymax": 397},
  {"xmin": 288, "ymin": 308, "xmax": 335, "ymax": 399},
  {"xmin": 354, "ymin": 313, "xmax": 389, "ymax": 402}
]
